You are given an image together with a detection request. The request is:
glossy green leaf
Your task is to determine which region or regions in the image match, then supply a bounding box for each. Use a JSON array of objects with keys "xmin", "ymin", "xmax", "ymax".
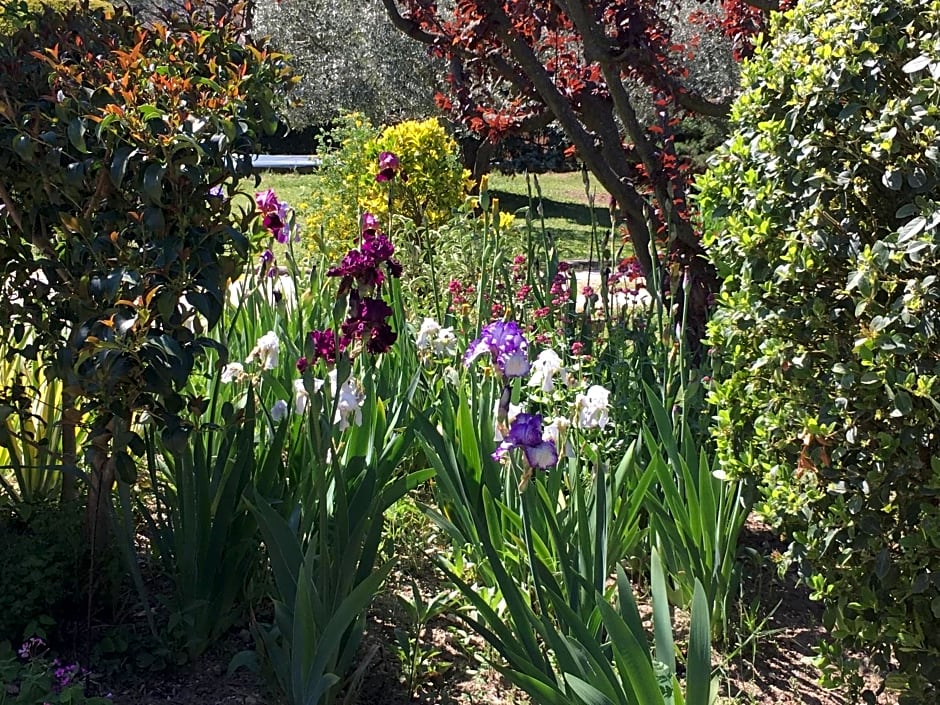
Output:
[{"xmin": 67, "ymin": 117, "xmax": 89, "ymax": 153}]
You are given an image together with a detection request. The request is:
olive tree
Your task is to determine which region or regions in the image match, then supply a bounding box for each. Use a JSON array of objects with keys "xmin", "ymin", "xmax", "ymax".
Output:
[{"xmin": 253, "ymin": 0, "xmax": 442, "ymax": 127}]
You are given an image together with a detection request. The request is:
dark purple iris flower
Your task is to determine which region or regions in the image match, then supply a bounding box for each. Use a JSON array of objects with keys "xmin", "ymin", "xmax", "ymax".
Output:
[
  {"xmin": 255, "ymin": 189, "xmax": 292, "ymax": 243},
  {"xmin": 365, "ymin": 320, "xmax": 398, "ymax": 354},
  {"xmin": 308, "ymin": 329, "xmax": 338, "ymax": 364},
  {"xmin": 357, "ymin": 297, "xmax": 394, "ymax": 323},
  {"xmin": 362, "ymin": 231, "xmax": 395, "ymax": 261},
  {"xmin": 327, "ymin": 225, "xmax": 402, "ymax": 296},
  {"xmin": 361, "ymin": 212, "xmax": 380, "ymax": 233},
  {"xmin": 376, "ymin": 151, "xmax": 401, "ymax": 182},
  {"xmin": 376, "ymin": 151, "xmax": 408, "ymax": 182},
  {"xmin": 255, "ymin": 189, "xmax": 279, "ymax": 212},
  {"xmin": 322, "ymin": 221, "xmax": 401, "ymax": 358},
  {"xmin": 339, "ymin": 297, "xmax": 397, "ymax": 354},
  {"xmin": 328, "ymin": 250, "xmax": 386, "ymax": 295}
]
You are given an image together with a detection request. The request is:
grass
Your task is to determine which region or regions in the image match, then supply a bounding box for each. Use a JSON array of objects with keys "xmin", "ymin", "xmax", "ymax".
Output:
[
  {"xmin": 488, "ymin": 171, "xmax": 617, "ymax": 261},
  {"xmin": 256, "ymin": 169, "xmax": 620, "ymax": 262},
  {"xmin": 254, "ymin": 171, "xmax": 317, "ymax": 212}
]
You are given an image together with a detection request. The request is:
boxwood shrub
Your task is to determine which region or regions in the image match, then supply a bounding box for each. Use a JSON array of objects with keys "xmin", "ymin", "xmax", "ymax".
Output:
[{"xmin": 698, "ymin": 0, "xmax": 940, "ymax": 699}]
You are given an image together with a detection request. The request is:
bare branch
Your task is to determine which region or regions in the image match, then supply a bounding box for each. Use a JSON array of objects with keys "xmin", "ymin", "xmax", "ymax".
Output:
[{"xmin": 744, "ymin": 0, "xmax": 779, "ymax": 12}]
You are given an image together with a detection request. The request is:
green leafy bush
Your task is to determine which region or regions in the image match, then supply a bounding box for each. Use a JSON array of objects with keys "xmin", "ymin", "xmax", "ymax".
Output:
[
  {"xmin": 0, "ymin": 0, "xmax": 291, "ymax": 545},
  {"xmin": 699, "ymin": 0, "xmax": 940, "ymax": 698}
]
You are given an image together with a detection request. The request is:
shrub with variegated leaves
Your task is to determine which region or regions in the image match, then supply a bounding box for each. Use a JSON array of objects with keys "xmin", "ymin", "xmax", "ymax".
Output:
[{"xmin": 304, "ymin": 114, "xmax": 470, "ymax": 256}]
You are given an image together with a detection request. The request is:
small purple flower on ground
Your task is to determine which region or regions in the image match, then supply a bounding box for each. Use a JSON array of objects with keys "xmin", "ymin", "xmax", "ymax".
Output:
[{"xmin": 18, "ymin": 637, "xmax": 45, "ymax": 659}]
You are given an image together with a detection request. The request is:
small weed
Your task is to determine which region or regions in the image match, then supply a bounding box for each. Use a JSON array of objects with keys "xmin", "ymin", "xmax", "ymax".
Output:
[{"xmin": 392, "ymin": 579, "xmax": 460, "ymax": 699}]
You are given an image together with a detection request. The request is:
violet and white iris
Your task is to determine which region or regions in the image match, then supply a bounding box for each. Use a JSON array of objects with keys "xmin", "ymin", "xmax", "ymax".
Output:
[
  {"xmin": 464, "ymin": 320, "xmax": 531, "ymax": 379},
  {"xmin": 492, "ymin": 413, "xmax": 558, "ymax": 470}
]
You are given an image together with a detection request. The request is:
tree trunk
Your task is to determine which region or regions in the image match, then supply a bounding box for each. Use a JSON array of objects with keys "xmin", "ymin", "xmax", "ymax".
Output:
[
  {"xmin": 85, "ymin": 421, "xmax": 115, "ymax": 558},
  {"xmin": 59, "ymin": 389, "xmax": 78, "ymax": 503}
]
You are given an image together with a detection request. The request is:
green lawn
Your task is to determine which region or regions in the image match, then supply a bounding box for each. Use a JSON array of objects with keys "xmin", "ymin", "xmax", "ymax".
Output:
[
  {"xmin": 488, "ymin": 171, "xmax": 616, "ymax": 261},
  {"xmin": 255, "ymin": 169, "xmax": 618, "ymax": 261},
  {"xmin": 254, "ymin": 171, "xmax": 318, "ymax": 211}
]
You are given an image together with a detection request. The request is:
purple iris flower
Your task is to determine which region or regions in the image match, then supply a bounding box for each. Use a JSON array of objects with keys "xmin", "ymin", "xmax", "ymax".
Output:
[
  {"xmin": 308, "ymin": 329, "xmax": 338, "ymax": 364},
  {"xmin": 507, "ymin": 413, "xmax": 543, "ymax": 446},
  {"xmin": 362, "ymin": 231, "xmax": 396, "ymax": 261},
  {"xmin": 327, "ymin": 229, "xmax": 401, "ymax": 296},
  {"xmin": 339, "ymin": 297, "xmax": 398, "ymax": 354},
  {"xmin": 328, "ymin": 249, "xmax": 386, "ymax": 295},
  {"xmin": 255, "ymin": 188, "xmax": 280, "ymax": 212},
  {"xmin": 255, "ymin": 189, "xmax": 292, "ymax": 243},
  {"xmin": 464, "ymin": 320, "xmax": 531, "ymax": 378},
  {"xmin": 492, "ymin": 413, "xmax": 558, "ymax": 470},
  {"xmin": 376, "ymin": 151, "xmax": 401, "ymax": 182}
]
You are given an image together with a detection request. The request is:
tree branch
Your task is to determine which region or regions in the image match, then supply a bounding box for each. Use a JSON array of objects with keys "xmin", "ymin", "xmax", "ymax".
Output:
[
  {"xmin": 560, "ymin": 0, "xmax": 730, "ymax": 118},
  {"xmin": 379, "ymin": 0, "xmax": 440, "ymax": 46},
  {"xmin": 744, "ymin": 0, "xmax": 779, "ymax": 12},
  {"xmin": 558, "ymin": 0, "xmax": 707, "ymax": 249},
  {"xmin": 0, "ymin": 180, "xmax": 23, "ymax": 232}
]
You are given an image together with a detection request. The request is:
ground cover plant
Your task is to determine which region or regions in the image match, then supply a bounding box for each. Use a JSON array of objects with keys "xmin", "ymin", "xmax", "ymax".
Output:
[{"xmin": 0, "ymin": 1, "xmax": 927, "ymax": 704}]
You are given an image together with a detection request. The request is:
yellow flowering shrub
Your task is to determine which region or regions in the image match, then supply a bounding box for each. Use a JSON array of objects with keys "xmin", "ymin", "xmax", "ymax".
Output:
[
  {"xmin": 303, "ymin": 114, "xmax": 471, "ymax": 258},
  {"xmin": 364, "ymin": 118, "xmax": 471, "ymax": 227},
  {"xmin": 0, "ymin": 0, "xmax": 112, "ymax": 33}
]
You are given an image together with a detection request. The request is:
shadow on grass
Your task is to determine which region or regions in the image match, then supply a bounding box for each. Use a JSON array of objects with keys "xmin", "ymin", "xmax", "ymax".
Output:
[{"xmin": 492, "ymin": 190, "xmax": 612, "ymax": 230}]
